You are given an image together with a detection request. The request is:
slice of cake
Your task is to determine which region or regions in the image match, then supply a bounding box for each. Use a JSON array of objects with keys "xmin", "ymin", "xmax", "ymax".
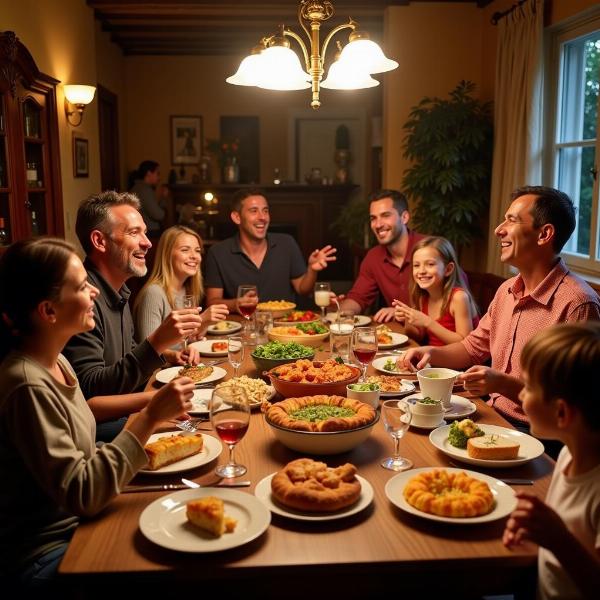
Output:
[
  {"xmin": 144, "ymin": 433, "xmax": 203, "ymax": 470},
  {"xmin": 467, "ymin": 434, "xmax": 520, "ymax": 460},
  {"xmin": 186, "ymin": 496, "xmax": 237, "ymax": 536}
]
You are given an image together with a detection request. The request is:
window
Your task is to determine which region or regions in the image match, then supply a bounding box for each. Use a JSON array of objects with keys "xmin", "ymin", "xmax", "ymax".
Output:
[{"xmin": 548, "ymin": 14, "xmax": 600, "ymax": 276}]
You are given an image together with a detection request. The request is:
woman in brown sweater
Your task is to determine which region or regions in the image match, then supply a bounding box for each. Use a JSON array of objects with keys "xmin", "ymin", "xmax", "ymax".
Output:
[{"xmin": 0, "ymin": 238, "xmax": 195, "ymax": 590}]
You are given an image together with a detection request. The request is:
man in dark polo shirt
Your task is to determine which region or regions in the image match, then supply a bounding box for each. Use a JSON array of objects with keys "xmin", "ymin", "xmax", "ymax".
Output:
[
  {"xmin": 63, "ymin": 191, "xmax": 203, "ymax": 441},
  {"xmin": 339, "ymin": 189, "xmax": 425, "ymax": 322},
  {"xmin": 204, "ymin": 188, "xmax": 337, "ymax": 311}
]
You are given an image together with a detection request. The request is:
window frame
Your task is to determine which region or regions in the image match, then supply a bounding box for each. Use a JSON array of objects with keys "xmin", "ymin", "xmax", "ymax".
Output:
[{"xmin": 545, "ymin": 10, "xmax": 600, "ymax": 279}]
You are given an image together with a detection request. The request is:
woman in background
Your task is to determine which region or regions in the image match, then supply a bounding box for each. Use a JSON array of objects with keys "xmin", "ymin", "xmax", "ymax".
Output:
[
  {"xmin": 134, "ymin": 225, "xmax": 229, "ymax": 363},
  {"xmin": 0, "ymin": 238, "xmax": 194, "ymax": 589}
]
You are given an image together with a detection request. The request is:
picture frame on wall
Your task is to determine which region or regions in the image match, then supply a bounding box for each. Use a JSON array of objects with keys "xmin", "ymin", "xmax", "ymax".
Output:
[
  {"xmin": 73, "ymin": 135, "xmax": 89, "ymax": 178},
  {"xmin": 171, "ymin": 115, "xmax": 203, "ymax": 165}
]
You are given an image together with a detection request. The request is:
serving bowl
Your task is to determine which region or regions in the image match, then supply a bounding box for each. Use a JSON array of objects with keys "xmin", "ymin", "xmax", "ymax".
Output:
[
  {"xmin": 265, "ymin": 361, "xmax": 361, "ymax": 398},
  {"xmin": 265, "ymin": 411, "xmax": 379, "ymax": 455},
  {"xmin": 250, "ymin": 347, "xmax": 315, "ymax": 375},
  {"xmin": 256, "ymin": 301, "xmax": 296, "ymax": 319},
  {"xmin": 268, "ymin": 327, "xmax": 329, "ymax": 348},
  {"xmin": 346, "ymin": 383, "xmax": 381, "ymax": 409}
]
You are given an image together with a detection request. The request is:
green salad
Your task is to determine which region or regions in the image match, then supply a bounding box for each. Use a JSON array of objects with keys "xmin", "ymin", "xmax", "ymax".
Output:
[
  {"xmin": 383, "ymin": 358, "xmax": 399, "ymax": 372},
  {"xmin": 348, "ymin": 383, "xmax": 380, "ymax": 392},
  {"xmin": 290, "ymin": 405, "xmax": 355, "ymax": 422},
  {"xmin": 252, "ymin": 341, "xmax": 313, "ymax": 360},
  {"xmin": 296, "ymin": 322, "xmax": 328, "ymax": 335}
]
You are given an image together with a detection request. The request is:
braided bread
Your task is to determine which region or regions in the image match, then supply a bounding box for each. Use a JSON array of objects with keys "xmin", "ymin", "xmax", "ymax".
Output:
[{"xmin": 403, "ymin": 469, "xmax": 494, "ymax": 518}]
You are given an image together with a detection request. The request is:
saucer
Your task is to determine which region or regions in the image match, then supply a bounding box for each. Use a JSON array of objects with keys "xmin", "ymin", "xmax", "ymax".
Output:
[
  {"xmin": 410, "ymin": 418, "xmax": 446, "ymax": 431},
  {"xmin": 405, "ymin": 393, "xmax": 476, "ymax": 420}
]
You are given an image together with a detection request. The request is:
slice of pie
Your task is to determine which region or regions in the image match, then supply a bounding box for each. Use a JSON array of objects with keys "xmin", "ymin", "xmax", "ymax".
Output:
[
  {"xmin": 178, "ymin": 365, "xmax": 214, "ymax": 382},
  {"xmin": 186, "ymin": 496, "xmax": 237, "ymax": 537}
]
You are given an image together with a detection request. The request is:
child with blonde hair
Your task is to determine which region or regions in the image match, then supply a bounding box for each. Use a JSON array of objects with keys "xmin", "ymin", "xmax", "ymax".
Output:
[
  {"xmin": 393, "ymin": 236, "xmax": 478, "ymax": 345},
  {"xmin": 503, "ymin": 321, "xmax": 600, "ymax": 599}
]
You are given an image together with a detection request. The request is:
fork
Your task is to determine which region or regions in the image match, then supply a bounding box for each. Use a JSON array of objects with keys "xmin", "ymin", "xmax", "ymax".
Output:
[{"xmin": 175, "ymin": 417, "xmax": 211, "ymax": 433}]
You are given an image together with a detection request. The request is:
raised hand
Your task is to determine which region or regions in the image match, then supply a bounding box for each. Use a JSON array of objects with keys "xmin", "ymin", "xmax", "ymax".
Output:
[
  {"xmin": 145, "ymin": 376, "xmax": 196, "ymax": 423},
  {"xmin": 148, "ymin": 308, "xmax": 203, "ymax": 353},
  {"xmin": 308, "ymin": 245, "xmax": 337, "ymax": 272},
  {"xmin": 373, "ymin": 306, "xmax": 396, "ymax": 323},
  {"xmin": 202, "ymin": 303, "xmax": 229, "ymax": 323},
  {"xmin": 392, "ymin": 300, "xmax": 432, "ymax": 328}
]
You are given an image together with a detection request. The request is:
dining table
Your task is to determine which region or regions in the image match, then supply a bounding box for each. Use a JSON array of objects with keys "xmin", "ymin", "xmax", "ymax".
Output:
[{"xmin": 58, "ymin": 317, "xmax": 554, "ymax": 598}]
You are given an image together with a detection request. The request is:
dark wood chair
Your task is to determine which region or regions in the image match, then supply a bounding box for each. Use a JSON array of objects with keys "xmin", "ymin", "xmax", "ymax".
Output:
[{"xmin": 465, "ymin": 270, "xmax": 506, "ymax": 315}]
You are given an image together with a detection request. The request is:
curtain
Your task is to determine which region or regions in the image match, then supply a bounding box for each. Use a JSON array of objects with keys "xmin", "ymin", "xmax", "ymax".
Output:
[{"xmin": 487, "ymin": 0, "xmax": 544, "ymax": 276}]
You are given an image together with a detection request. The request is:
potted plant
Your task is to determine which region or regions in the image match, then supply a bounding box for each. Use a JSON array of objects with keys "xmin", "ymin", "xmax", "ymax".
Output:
[{"xmin": 402, "ymin": 80, "xmax": 493, "ymax": 251}]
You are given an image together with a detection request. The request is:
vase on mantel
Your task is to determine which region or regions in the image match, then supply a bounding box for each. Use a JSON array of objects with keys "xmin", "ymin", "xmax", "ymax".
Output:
[{"xmin": 222, "ymin": 157, "xmax": 240, "ymax": 184}]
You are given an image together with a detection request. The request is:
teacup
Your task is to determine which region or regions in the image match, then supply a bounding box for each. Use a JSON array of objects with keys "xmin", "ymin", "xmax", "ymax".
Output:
[
  {"xmin": 410, "ymin": 396, "xmax": 444, "ymax": 428},
  {"xmin": 346, "ymin": 383, "xmax": 381, "ymax": 409},
  {"xmin": 416, "ymin": 367, "xmax": 460, "ymax": 410}
]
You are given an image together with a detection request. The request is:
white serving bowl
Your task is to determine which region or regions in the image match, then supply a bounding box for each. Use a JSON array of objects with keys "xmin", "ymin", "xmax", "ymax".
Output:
[
  {"xmin": 346, "ymin": 384, "xmax": 381, "ymax": 409},
  {"xmin": 265, "ymin": 412, "xmax": 379, "ymax": 455}
]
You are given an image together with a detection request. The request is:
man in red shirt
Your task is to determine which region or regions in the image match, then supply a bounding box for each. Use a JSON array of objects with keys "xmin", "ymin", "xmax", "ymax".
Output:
[
  {"xmin": 403, "ymin": 186, "xmax": 600, "ymax": 441},
  {"xmin": 339, "ymin": 189, "xmax": 425, "ymax": 322}
]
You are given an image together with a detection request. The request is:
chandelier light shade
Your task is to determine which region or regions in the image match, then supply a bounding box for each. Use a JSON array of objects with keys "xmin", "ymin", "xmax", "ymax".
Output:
[
  {"xmin": 64, "ymin": 84, "xmax": 96, "ymax": 126},
  {"xmin": 226, "ymin": 0, "xmax": 398, "ymax": 109}
]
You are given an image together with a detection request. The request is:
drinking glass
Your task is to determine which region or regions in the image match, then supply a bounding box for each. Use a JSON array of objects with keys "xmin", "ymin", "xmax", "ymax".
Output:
[
  {"xmin": 351, "ymin": 326, "xmax": 378, "ymax": 381},
  {"xmin": 329, "ymin": 310, "xmax": 355, "ymax": 361},
  {"xmin": 175, "ymin": 294, "xmax": 196, "ymax": 353},
  {"xmin": 227, "ymin": 335, "xmax": 245, "ymax": 377},
  {"xmin": 314, "ymin": 282, "xmax": 331, "ymax": 321},
  {"xmin": 210, "ymin": 385, "xmax": 250, "ymax": 478},
  {"xmin": 381, "ymin": 399, "xmax": 413, "ymax": 471},
  {"xmin": 236, "ymin": 284, "xmax": 258, "ymax": 337}
]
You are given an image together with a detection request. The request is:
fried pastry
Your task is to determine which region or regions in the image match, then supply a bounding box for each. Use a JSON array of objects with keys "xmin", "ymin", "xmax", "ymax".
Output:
[
  {"xmin": 178, "ymin": 365, "xmax": 214, "ymax": 382},
  {"xmin": 186, "ymin": 496, "xmax": 237, "ymax": 536},
  {"xmin": 144, "ymin": 433, "xmax": 204, "ymax": 470}
]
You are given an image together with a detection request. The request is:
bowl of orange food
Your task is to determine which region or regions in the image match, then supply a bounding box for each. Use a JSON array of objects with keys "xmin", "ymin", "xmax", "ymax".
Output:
[
  {"xmin": 256, "ymin": 300, "xmax": 296, "ymax": 319},
  {"xmin": 265, "ymin": 359, "xmax": 361, "ymax": 398},
  {"xmin": 268, "ymin": 322, "xmax": 329, "ymax": 348}
]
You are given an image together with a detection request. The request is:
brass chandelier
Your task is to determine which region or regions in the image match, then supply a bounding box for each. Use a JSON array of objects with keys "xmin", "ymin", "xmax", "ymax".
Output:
[{"xmin": 226, "ymin": 1, "xmax": 398, "ymax": 109}]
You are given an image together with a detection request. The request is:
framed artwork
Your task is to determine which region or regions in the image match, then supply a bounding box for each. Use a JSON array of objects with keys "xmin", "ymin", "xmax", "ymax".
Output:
[
  {"xmin": 73, "ymin": 135, "xmax": 89, "ymax": 178},
  {"xmin": 220, "ymin": 116, "xmax": 260, "ymax": 183},
  {"xmin": 170, "ymin": 115, "xmax": 203, "ymax": 165}
]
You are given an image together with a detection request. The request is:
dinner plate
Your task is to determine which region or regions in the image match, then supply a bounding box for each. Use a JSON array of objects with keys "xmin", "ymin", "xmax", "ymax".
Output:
[
  {"xmin": 254, "ymin": 474, "xmax": 374, "ymax": 521},
  {"xmin": 189, "ymin": 339, "xmax": 229, "ymax": 357},
  {"xmin": 365, "ymin": 376, "xmax": 416, "ymax": 397},
  {"xmin": 404, "ymin": 393, "xmax": 476, "ymax": 420},
  {"xmin": 155, "ymin": 365, "xmax": 227, "ymax": 386},
  {"xmin": 372, "ymin": 354, "xmax": 413, "ymax": 376},
  {"xmin": 206, "ymin": 321, "xmax": 242, "ymax": 335},
  {"xmin": 429, "ymin": 424, "xmax": 545, "ymax": 468},
  {"xmin": 377, "ymin": 332, "xmax": 409, "ymax": 349},
  {"xmin": 138, "ymin": 432, "xmax": 222, "ymax": 475},
  {"xmin": 139, "ymin": 487, "xmax": 270, "ymax": 552},
  {"xmin": 325, "ymin": 313, "xmax": 371, "ymax": 327},
  {"xmin": 385, "ymin": 467, "xmax": 517, "ymax": 524}
]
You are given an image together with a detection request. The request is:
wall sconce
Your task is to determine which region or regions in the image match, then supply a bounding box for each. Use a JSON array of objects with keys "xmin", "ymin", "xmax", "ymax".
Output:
[{"xmin": 64, "ymin": 85, "xmax": 96, "ymax": 126}]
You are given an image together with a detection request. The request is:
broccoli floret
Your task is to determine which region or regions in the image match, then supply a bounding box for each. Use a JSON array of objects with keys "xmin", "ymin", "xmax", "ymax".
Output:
[
  {"xmin": 448, "ymin": 419, "xmax": 484, "ymax": 448},
  {"xmin": 448, "ymin": 421, "xmax": 469, "ymax": 448}
]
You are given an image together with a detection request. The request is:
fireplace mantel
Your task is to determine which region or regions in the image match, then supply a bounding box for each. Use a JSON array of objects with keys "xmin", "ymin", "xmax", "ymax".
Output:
[{"xmin": 167, "ymin": 183, "xmax": 359, "ymax": 281}]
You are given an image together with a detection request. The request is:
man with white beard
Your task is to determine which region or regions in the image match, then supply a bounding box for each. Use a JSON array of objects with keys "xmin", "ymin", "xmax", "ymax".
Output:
[{"xmin": 63, "ymin": 191, "xmax": 203, "ymax": 441}]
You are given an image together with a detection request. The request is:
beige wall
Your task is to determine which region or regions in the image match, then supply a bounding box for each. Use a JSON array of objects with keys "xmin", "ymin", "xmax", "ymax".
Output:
[{"xmin": 0, "ymin": 0, "xmax": 101, "ymax": 248}]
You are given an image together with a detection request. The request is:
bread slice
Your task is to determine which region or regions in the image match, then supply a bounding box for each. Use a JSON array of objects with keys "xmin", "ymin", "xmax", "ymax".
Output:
[
  {"xmin": 186, "ymin": 497, "xmax": 237, "ymax": 537},
  {"xmin": 144, "ymin": 433, "xmax": 203, "ymax": 470},
  {"xmin": 467, "ymin": 434, "xmax": 520, "ymax": 460}
]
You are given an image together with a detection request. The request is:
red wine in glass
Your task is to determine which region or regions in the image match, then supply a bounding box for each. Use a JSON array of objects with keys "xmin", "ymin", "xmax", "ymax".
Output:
[
  {"xmin": 215, "ymin": 419, "xmax": 249, "ymax": 444},
  {"xmin": 354, "ymin": 348, "xmax": 377, "ymax": 364},
  {"xmin": 238, "ymin": 303, "xmax": 256, "ymax": 319}
]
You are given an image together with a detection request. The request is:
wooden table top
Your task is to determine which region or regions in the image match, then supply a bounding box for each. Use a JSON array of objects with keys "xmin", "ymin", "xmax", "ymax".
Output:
[{"xmin": 58, "ymin": 319, "xmax": 553, "ymax": 596}]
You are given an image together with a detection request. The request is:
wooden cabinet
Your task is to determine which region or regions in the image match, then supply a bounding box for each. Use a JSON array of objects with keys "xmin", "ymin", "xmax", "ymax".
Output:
[
  {"xmin": 167, "ymin": 183, "xmax": 358, "ymax": 280},
  {"xmin": 0, "ymin": 31, "xmax": 63, "ymax": 248}
]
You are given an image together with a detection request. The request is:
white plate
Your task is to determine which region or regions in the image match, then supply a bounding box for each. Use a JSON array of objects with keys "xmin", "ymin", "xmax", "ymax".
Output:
[
  {"xmin": 206, "ymin": 321, "xmax": 242, "ymax": 335},
  {"xmin": 155, "ymin": 365, "xmax": 227, "ymax": 386},
  {"xmin": 189, "ymin": 339, "xmax": 229, "ymax": 357},
  {"xmin": 372, "ymin": 354, "xmax": 414, "ymax": 376},
  {"xmin": 254, "ymin": 474, "xmax": 374, "ymax": 521},
  {"xmin": 326, "ymin": 313, "xmax": 371, "ymax": 327},
  {"xmin": 410, "ymin": 418, "xmax": 447, "ymax": 431},
  {"xmin": 404, "ymin": 393, "xmax": 476, "ymax": 420},
  {"xmin": 366, "ymin": 377, "xmax": 416, "ymax": 397},
  {"xmin": 429, "ymin": 424, "xmax": 545, "ymax": 468},
  {"xmin": 385, "ymin": 467, "xmax": 517, "ymax": 524},
  {"xmin": 378, "ymin": 332, "xmax": 409, "ymax": 349},
  {"xmin": 139, "ymin": 432, "xmax": 222, "ymax": 475},
  {"xmin": 139, "ymin": 487, "xmax": 270, "ymax": 552}
]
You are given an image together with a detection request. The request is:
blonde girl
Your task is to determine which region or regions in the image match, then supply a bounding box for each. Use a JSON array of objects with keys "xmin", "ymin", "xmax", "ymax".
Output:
[
  {"xmin": 134, "ymin": 225, "xmax": 228, "ymax": 364},
  {"xmin": 393, "ymin": 236, "xmax": 478, "ymax": 345}
]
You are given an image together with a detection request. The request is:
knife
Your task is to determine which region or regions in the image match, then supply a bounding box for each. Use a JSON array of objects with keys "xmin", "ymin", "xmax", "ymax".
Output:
[{"xmin": 122, "ymin": 480, "xmax": 251, "ymax": 493}]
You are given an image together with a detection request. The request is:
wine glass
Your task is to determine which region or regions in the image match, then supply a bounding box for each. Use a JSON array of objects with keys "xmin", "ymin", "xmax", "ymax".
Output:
[
  {"xmin": 175, "ymin": 294, "xmax": 196, "ymax": 354},
  {"xmin": 314, "ymin": 282, "xmax": 331, "ymax": 322},
  {"xmin": 381, "ymin": 399, "xmax": 413, "ymax": 471},
  {"xmin": 351, "ymin": 326, "xmax": 378, "ymax": 381},
  {"xmin": 227, "ymin": 335, "xmax": 245, "ymax": 377},
  {"xmin": 210, "ymin": 385, "xmax": 251, "ymax": 478},
  {"xmin": 236, "ymin": 284, "xmax": 258, "ymax": 338}
]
